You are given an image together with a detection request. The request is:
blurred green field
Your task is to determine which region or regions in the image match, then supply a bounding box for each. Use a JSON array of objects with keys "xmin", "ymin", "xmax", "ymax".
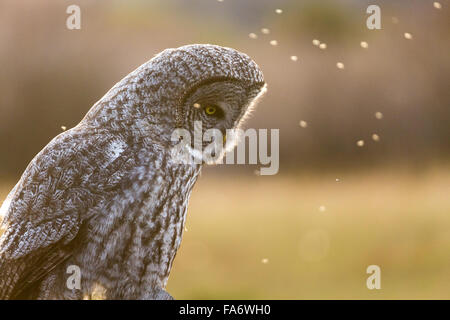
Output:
[
  {"xmin": 1, "ymin": 167, "xmax": 449, "ymax": 299},
  {"xmin": 167, "ymin": 167, "xmax": 450, "ymax": 299}
]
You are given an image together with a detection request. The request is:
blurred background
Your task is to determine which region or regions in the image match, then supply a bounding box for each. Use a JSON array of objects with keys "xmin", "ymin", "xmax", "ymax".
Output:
[{"xmin": 0, "ymin": 0, "xmax": 449, "ymax": 299}]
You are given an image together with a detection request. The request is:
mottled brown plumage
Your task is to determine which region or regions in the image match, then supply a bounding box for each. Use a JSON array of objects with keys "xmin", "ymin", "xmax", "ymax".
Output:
[{"xmin": 0, "ymin": 44, "xmax": 265, "ymax": 299}]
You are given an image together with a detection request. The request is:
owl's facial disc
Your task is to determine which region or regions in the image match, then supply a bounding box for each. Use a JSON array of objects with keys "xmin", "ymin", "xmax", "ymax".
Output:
[{"xmin": 181, "ymin": 79, "xmax": 266, "ymax": 164}]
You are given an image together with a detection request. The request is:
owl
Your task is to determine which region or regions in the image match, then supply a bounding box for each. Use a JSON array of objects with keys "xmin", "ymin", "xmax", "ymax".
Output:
[{"xmin": 0, "ymin": 44, "xmax": 266, "ymax": 299}]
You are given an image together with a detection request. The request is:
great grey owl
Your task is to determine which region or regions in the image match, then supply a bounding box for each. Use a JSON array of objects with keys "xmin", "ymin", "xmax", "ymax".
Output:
[{"xmin": 0, "ymin": 44, "xmax": 266, "ymax": 299}]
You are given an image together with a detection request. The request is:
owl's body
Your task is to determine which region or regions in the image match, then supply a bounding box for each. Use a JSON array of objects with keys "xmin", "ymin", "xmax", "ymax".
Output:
[{"xmin": 0, "ymin": 44, "xmax": 265, "ymax": 299}]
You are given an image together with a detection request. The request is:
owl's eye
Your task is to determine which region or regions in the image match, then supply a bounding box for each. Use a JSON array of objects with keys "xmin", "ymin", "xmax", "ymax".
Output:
[
  {"xmin": 201, "ymin": 104, "xmax": 225, "ymax": 119},
  {"xmin": 204, "ymin": 105, "xmax": 217, "ymax": 115}
]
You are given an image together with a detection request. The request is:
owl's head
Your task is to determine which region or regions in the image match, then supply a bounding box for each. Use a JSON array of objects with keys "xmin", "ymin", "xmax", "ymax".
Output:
[
  {"xmin": 177, "ymin": 75, "xmax": 266, "ymax": 164},
  {"xmin": 156, "ymin": 45, "xmax": 266, "ymax": 150},
  {"xmin": 84, "ymin": 44, "xmax": 266, "ymax": 162}
]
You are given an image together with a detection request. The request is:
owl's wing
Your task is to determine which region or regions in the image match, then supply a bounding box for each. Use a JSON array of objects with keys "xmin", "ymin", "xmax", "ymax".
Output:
[
  {"xmin": 0, "ymin": 129, "xmax": 131, "ymax": 299},
  {"xmin": 0, "ymin": 161, "xmax": 82, "ymax": 299}
]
